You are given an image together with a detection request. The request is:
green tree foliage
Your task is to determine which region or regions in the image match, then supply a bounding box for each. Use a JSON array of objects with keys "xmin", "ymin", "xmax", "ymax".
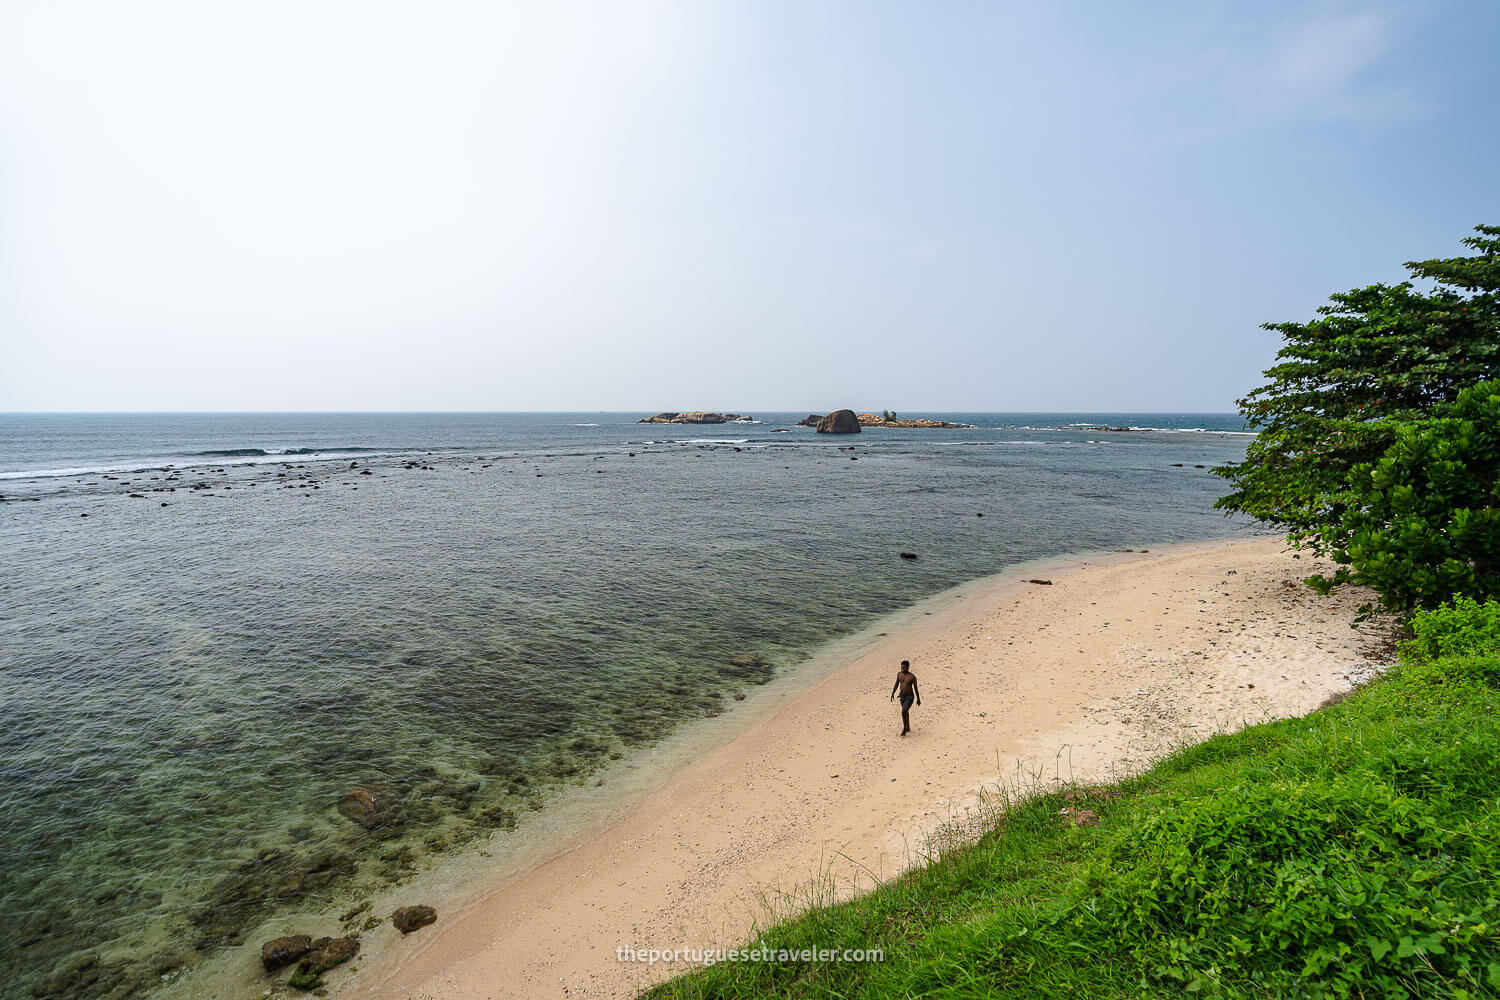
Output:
[
  {"xmin": 1215, "ymin": 225, "xmax": 1500, "ymax": 550},
  {"xmin": 1307, "ymin": 381, "xmax": 1500, "ymax": 611}
]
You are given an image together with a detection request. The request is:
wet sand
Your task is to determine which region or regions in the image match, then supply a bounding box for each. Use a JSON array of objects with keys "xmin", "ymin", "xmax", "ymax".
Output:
[{"xmin": 337, "ymin": 537, "xmax": 1386, "ymax": 1000}]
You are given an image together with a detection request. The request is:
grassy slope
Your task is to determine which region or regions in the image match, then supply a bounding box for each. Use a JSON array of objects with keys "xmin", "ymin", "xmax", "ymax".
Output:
[{"xmin": 643, "ymin": 599, "xmax": 1500, "ymax": 1000}]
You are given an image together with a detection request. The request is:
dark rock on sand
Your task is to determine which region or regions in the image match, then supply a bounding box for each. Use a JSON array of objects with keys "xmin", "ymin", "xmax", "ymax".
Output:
[
  {"xmin": 260, "ymin": 934, "xmax": 312, "ymax": 973},
  {"xmin": 287, "ymin": 936, "xmax": 359, "ymax": 991},
  {"xmin": 816, "ymin": 409, "xmax": 861, "ymax": 434},
  {"xmin": 392, "ymin": 905, "xmax": 438, "ymax": 934},
  {"xmin": 1028, "ymin": 579, "xmax": 1053, "ymax": 585}
]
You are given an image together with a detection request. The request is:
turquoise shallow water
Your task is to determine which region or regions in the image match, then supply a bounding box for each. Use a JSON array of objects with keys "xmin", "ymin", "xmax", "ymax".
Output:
[{"xmin": 0, "ymin": 412, "xmax": 1257, "ymax": 999}]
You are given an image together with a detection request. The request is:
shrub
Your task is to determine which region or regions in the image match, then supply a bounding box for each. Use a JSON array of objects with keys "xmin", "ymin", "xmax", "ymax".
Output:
[{"xmin": 1407, "ymin": 595, "xmax": 1500, "ymax": 660}]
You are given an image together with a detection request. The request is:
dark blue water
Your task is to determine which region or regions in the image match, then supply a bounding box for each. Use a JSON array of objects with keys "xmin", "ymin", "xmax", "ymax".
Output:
[
  {"xmin": 0, "ymin": 411, "xmax": 1249, "ymax": 478},
  {"xmin": 0, "ymin": 412, "xmax": 1256, "ymax": 999}
]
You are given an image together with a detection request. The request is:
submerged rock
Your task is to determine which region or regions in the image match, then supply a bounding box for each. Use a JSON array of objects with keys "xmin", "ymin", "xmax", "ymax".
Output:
[
  {"xmin": 719, "ymin": 655, "xmax": 773, "ymax": 684},
  {"xmin": 260, "ymin": 934, "xmax": 312, "ymax": 973},
  {"xmin": 392, "ymin": 905, "xmax": 438, "ymax": 934},
  {"xmin": 337, "ymin": 785, "xmax": 394, "ymax": 829},
  {"xmin": 192, "ymin": 848, "xmax": 358, "ymax": 951},
  {"xmin": 815, "ymin": 410, "xmax": 861, "ymax": 434}
]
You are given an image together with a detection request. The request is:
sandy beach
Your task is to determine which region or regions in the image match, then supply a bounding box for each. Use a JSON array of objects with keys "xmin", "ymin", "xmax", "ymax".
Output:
[{"xmin": 334, "ymin": 536, "xmax": 1387, "ymax": 1000}]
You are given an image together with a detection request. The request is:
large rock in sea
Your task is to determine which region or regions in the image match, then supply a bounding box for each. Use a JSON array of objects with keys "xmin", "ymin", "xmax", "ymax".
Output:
[
  {"xmin": 816, "ymin": 409, "xmax": 861, "ymax": 434},
  {"xmin": 796, "ymin": 414, "xmax": 823, "ymax": 427},
  {"xmin": 392, "ymin": 905, "xmax": 438, "ymax": 934}
]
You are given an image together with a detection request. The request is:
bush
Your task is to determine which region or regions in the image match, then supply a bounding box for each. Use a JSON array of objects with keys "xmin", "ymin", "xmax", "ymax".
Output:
[
  {"xmin": 1407, "ymin": 595, "xmax": 1500, "ymax": 660},
  {"xmin": 1056, "ymin": 780, "xmax": 1500, "ymax": 998}
]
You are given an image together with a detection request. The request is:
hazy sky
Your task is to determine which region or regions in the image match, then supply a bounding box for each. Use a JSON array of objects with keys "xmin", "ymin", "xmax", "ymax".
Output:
[{"xmin": 2, "ymin": 1, "xmax": 1497, "ymax": 412}]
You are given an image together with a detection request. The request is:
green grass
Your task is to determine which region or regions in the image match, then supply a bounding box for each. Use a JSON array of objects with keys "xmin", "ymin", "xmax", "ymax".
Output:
[{"xmin": 642, "ymin": 600, "xmax": 1500, "ymax": 1000}]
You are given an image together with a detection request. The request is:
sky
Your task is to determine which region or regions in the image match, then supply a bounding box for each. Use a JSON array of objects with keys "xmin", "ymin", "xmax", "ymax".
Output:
[{"xmin": 1, "ymin": 1, "xmax": 1497, "ymax": 413}]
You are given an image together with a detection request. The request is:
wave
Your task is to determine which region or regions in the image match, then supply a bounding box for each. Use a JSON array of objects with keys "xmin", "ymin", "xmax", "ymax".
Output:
[
  {"xmin": 190, "ymin": 446, "xmax": 390, "ymax": 458},
  {"xmin": 1, "ymin": 447, "xmax": 413, "ymax": 481},
  {"xmin": 0, "ymin": 464, "xmax": 154, "ymax": 481}
]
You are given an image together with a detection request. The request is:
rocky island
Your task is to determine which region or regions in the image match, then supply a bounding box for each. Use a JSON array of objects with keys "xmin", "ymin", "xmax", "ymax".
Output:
[
  {"xmin": 638, "ymin": 412, "xmax": 754, "ymax": 424},
  {"xmin": 796, "ymin": 410, "xmax": 974, "ymax": 430}
]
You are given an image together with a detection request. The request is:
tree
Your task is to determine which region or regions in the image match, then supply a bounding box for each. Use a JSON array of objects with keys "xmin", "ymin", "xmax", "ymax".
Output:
[
  {"xmin": 1215, "ymin": 225, "xmax": 1500, "ymax": 554},
  {"xmin": 1307, "ymin": 381, "xmax": 1500, "ymax": 611}
]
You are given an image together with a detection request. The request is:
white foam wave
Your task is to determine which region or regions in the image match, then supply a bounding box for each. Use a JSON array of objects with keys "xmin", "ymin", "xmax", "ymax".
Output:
[{"xmin": 0, "ymin": 450, "xmax": 405, "ymax": 481}]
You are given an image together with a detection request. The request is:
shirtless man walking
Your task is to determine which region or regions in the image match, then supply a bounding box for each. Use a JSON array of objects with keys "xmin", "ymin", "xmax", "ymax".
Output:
[{"xmin": 889, "ymin": 660, "xmax": 920, "ymax": 736}]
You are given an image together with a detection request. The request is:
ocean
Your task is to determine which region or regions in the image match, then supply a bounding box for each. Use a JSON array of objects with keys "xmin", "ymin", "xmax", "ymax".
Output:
[{"xmin": 0, "ymin": 411, "xmax": 1259, "ymax": 999}]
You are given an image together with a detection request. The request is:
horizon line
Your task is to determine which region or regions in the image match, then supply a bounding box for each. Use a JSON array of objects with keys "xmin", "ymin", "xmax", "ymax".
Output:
[{"xmin": 0, "ymin": 408, "xmax": 1243, "ymax": 416}]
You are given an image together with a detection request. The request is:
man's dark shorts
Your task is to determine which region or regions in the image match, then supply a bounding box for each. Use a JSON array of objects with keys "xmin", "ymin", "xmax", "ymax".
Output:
[{"xmin": 900, "ymin": 694, "xmax": 915, "ymax": 710}]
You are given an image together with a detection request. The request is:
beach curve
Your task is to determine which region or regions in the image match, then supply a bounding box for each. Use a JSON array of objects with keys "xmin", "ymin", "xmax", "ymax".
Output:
[{"xmin": 330, "ymin": 536, "xmax": 1384, "ymax": 1000}]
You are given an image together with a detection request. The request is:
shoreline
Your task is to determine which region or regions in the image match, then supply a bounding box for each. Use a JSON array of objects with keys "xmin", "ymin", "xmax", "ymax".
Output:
[
  {"xmin": 303, "ymin": 536, "xmax": 1384, "ymax": 1000},
  {"xmin": 162, "ymin": 542, "xmax": 1155, "ymax": 1000}
]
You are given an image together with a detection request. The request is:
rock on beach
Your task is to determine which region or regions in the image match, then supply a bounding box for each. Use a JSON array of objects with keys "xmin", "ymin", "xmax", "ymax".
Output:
[{"xmin": 392, "ymin": 905, "xmax": 438, "ymax": 934}]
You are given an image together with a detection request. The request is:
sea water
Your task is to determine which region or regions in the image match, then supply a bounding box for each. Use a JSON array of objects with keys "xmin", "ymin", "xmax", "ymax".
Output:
[{"xmin": 0, "ymin": 412, "xmax": 1258, "ymax": 998}]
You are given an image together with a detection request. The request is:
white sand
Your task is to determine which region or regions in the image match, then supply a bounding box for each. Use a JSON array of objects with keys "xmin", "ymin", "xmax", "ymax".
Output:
[{"xmin": 333, "ymin": 537, "xmax": 1386, "ymax": 1000}]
